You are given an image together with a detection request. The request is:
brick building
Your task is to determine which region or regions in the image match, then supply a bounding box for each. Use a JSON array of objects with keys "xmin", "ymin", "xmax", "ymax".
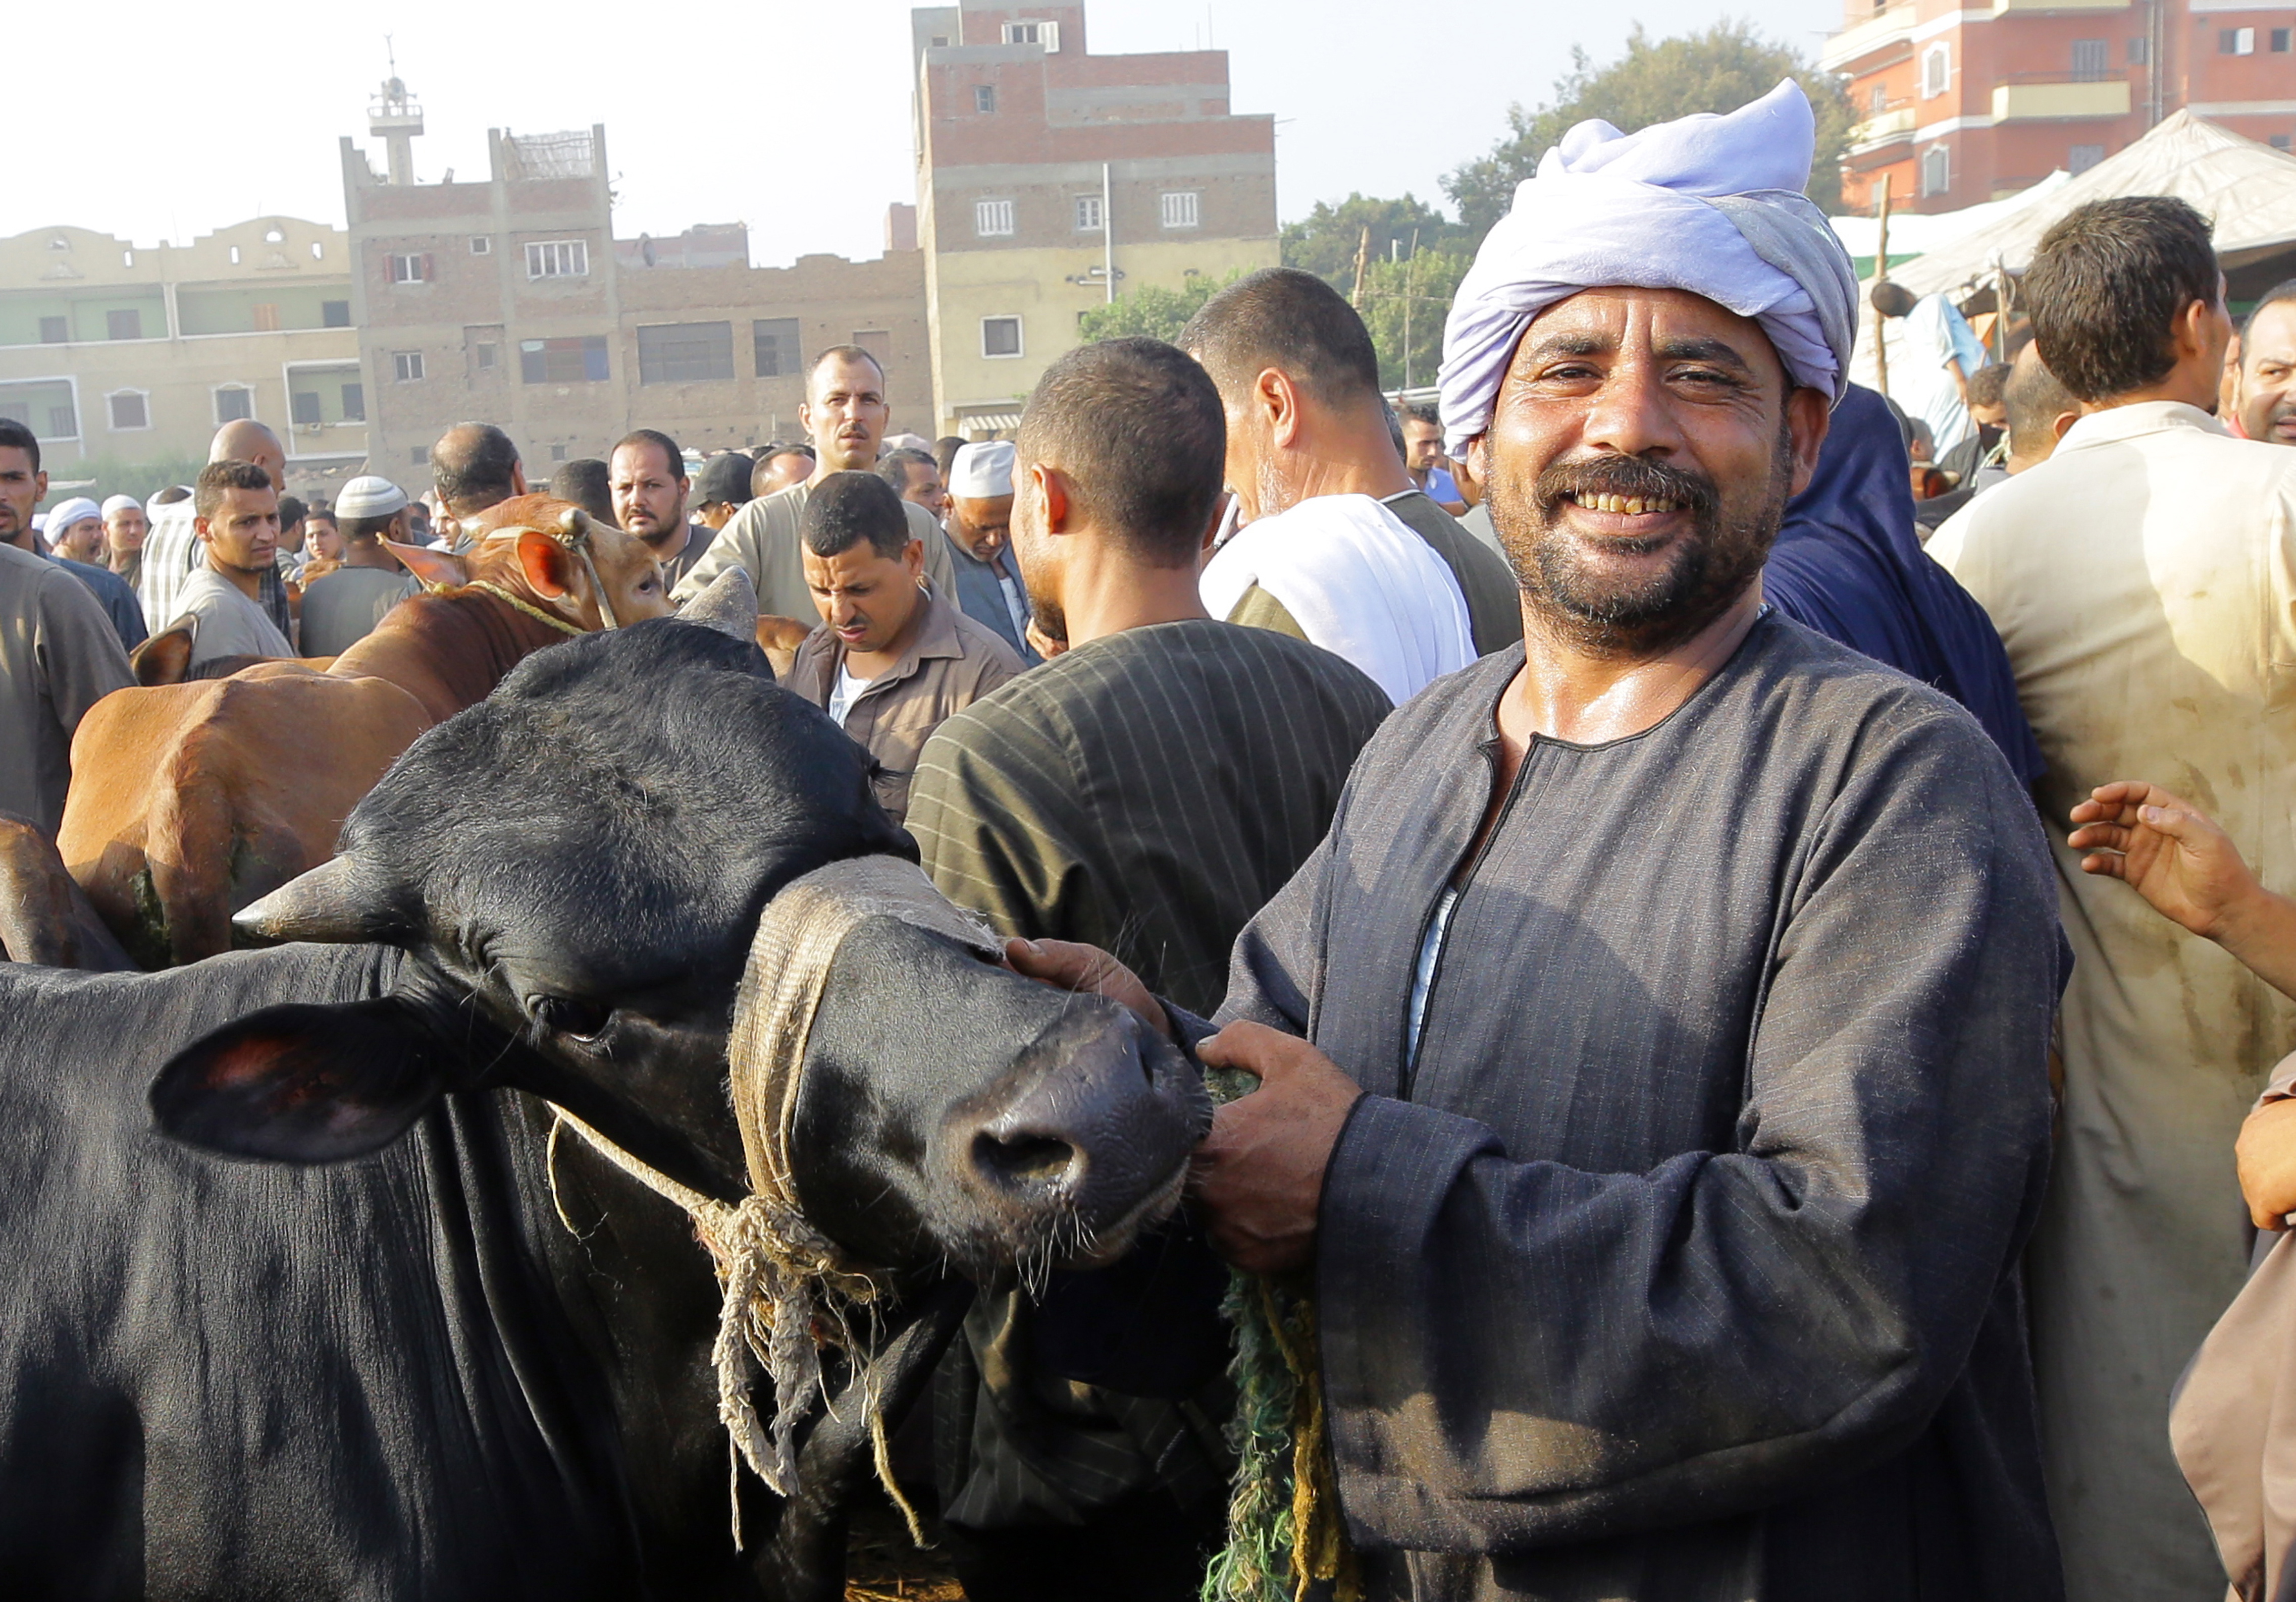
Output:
[
  {"xmin": 340, "ymin": 95, "xmax": 934, "ymax": 485},
  {"xmin": 1828, "ymin": 0, "xmax": 2296, "ymax": 213},
  {"xmin": 0, "ymin": 218, "xmax": 364, "ymax": 491},
  {"xmin": 909, "ymin": 2, "xmax": 1279, "ymax": 436}
]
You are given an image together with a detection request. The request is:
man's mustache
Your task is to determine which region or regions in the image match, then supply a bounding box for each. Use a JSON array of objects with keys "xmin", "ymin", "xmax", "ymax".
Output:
[{"xmin": 1533, "ymin": 454, "xmax": 1718, "ymax": 520}]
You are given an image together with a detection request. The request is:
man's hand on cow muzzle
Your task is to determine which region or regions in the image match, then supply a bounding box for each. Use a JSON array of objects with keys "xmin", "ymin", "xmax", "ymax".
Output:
[
  {"xmin": 1190, "ymin": 1023, "xmax": 1364, "ymax": 1277},
  {"xmin": 1002, "ymin": 937, "xmax": 1171, "ymax": 1039}
]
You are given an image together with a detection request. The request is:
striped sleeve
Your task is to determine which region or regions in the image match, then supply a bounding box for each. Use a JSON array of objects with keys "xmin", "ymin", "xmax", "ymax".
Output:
[{"xmin": 909, "ymin": 698, "xmax": 1091, "ymax": 946}]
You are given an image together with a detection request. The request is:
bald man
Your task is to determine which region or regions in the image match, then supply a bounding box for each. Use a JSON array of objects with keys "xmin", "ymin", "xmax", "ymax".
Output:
[
  {"xmin": 430, "ymin": 423, "xmax": 529, "ymax": 528},
  {"xmin": 140, "ymin": 419, "xmax": 294, "ymax": 638}
]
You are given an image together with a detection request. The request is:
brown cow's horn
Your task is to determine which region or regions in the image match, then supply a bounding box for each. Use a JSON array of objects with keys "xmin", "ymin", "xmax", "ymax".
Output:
[
  {"xmin": 232, "ymin": 856, "xmax": 385, "ymax": 946},
  {"xmin": 680, "ymin": 567, "xmax": 759, "ymax": 642}
]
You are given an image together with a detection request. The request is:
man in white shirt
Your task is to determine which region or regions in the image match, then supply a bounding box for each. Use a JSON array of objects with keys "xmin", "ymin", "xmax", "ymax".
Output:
[
  {"xmin": 1929, "ymin": 195, "xmax": 2296, "ymax": 1602},
  {"xmin": 1873, "ymin": 280, "xmax": 1990, "ymax": 455},
  {"xmin": 169, "ymin": 460, "xmax": 293, "ymax": 666}
]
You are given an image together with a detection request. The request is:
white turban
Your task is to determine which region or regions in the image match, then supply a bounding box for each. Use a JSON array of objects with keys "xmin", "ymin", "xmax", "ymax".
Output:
[
  {"xmin": 1438, "ymin": 79, "xmax": 1858, "ymax": 454},
  {"xmin": 100, "ymin": 494, "xmax": 141, "ymax": 519},
  {"xmin": 950, "ymin": 441, "xmax": 1015, "ymax": 499},
  {"xmin": 44, "ymin": 497, "xmax": 101, "ymax": 535}
]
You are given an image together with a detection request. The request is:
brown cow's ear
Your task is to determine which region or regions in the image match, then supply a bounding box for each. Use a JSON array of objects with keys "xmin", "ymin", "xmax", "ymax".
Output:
[
  {"xmin": 149, "ymin": 997, "xmax": 451, "ymax": 1164},
  {"xmin": 382, "ymin": 539, "xmax": 468, "ymax": 589},
  {"xmin": 514, "ymin": 527, "xmax": 577, "ymax": 601},
  {"xmin": 131, "ymin": 623, "xmax": 197, "ymax": 686}
]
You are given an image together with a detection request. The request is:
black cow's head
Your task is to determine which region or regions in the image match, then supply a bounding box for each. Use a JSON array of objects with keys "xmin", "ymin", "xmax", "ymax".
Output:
[{"xmin": 148, "ymin": 573, "xmax": 1209, "ymax": 1288}]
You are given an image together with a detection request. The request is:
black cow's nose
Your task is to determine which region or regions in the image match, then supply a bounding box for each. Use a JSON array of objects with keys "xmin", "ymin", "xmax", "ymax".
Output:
[
  {"xmin": 971, "ymin": 1125, "xmax": 1084, "ymax": 1198},
  {"xmin": 951, "ymin": 1008, "xmax": 1154, "ymax": 1213}
]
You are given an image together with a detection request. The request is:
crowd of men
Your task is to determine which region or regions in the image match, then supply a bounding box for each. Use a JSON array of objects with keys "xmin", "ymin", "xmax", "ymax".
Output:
[{"xmin": 11, "ymin": 73, "xmax": 2296, "ymax": 1602}]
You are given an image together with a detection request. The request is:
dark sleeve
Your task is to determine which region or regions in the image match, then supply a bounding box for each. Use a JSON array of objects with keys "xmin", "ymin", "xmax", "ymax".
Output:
[
  {"xmin": 909, "ymin": 705, "xmax": 1090, "ymax": 946},
  {"xmin": 35, "ymin": 570, "xmax": 133, "ymax": 732},
  {"xmin": 1314, "ymin": 711, "xmax": 2063, "ymax": 1553}
]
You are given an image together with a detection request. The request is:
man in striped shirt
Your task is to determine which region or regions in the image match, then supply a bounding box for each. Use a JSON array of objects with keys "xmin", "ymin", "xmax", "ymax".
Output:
[{"xmin": 906, "ymin": 337, "xmax": 1390, "ymax": 1600}]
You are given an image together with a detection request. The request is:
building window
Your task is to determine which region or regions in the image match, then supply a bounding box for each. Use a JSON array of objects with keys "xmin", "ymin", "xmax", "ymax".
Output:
[
  {"xmin": 340, "ymin": 383, "xmax": 365, "ymax": 420},
  {"xmin": 525, "ymin": 239, "xmax": 590, "ymax": 280},
  {"xmin": 107, "ymin": 391, "xmax": 149, "ymax": 431},
  {"xmin": 551, "ymin": 444, "xmax": 569, "ymax": 462},
  {"xmin": 975, "ymin": 199, "xmax": 1015, "ymax": 237},
  {"xmin": 1920, "ymin": 144, "xmax": 1951, "ymax": 197},
  {"xmin": 975, "ymin": 85, "xmax": 997, "ymax": 114},
  {"xmin": 37, "ymin": 316, "xmax": 65, "ymax": 344},
  {"xmin": 309, "ymin": 241, "xmax": 323, "ymax": 260},
  {"xmin": 981, "ymin": 316, "xmax": 1023, "ymax": 358},
  {"xmin": 393, "ymin": 351, "xmax": 425, "ymax": 382},
  {"xmin": 2273, "ymin": 134, "xmax": 2293, "ymax": 150},
  {"xmin": 2274, "ymin": 28, "xmax": 2292, "ymax": 51},
  {"xmin": 322, "ymin": 299, "xmax": 351, "ymax": 328},
  {"xmin": 387, "ymin": 251, "xmax": 432, "ymax": 284},
  {"xmin": 519, "ymin": 335, "xmax": 610, "ymax": 384},
  {"xmin": 1074, "ymin": 194, "xmax": 1104, "ymax": 232},
  {"xmin": 753, "ymin": 317, "xmax": 803, "ymax": 377},
  {"xmin": 410, "ymin": 446, "xmax": 428, "ymax": 467},
  {"xmin": 1160, "ymin": 191, "xmax": 1201, "ymax": 230},
  {"xmin": 0, "ymin": 381, "xmax": 78, "ymax": 440},
  {"xmin": 229, "ymin": 246, "xmax": 241, "ymax": 265},
  {"xmin": 1003, "ymin": 19, "xmax": 1059, "ymax": 50},
  {"xmin": 2221, "ymin": 27, "xmax": 2256, "ymax": 55},
  {"xmin": 214, "ymin": 386, "xmax": 254, "ymax": 424},
  {"xmin": 1868, "ymin": 83, "xmax": 1888, "ymax": 116},
  {"xmin": 290, "ymin": 390, "xmax": 323, "ymax": 426},
  {"xmin": 475, "ymin": 342, "xmax": 497, "ymax": 371},
  {"xmin": 2069, "ymin": 143, "xmax": 2106, "ymax": 174},
  {"xmin": 469, "ymin": 235, "xmax": 492, "ymax": 254},
  {"xmin": 2128, "ymin": 36, "xmax": 2149, "ymax": 64},
  {"xmin": 2071, "ymin": 39, "xmax": 2109, "ymax": 80},
  {"xmin": 637, "ymin": 321, "xmax": 736, "ymax": 384},
  {"xmin": 852, "ymin": 329, "xmax": 891, "ymax": 365},
  {"xmin": 252, "ymin": 304, "xmax": 281, "ymax": 333},
  {"xmin": 105, "ymin": 309, "xmax": 142, "ymax": 341},
  {"xmin": 1920, "ymin": 43, "xmax": 1951, "ymax": 98}
]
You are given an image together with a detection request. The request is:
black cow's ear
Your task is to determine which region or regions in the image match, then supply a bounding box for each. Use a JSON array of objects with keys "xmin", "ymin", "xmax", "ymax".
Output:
[{"xmin": 149, "ymin": 997, "xmax": 451, "ymax": 1164}]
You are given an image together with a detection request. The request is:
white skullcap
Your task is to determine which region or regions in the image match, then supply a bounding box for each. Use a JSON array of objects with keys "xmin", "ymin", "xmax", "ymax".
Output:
[
  {"xmin": 882, "ymin": 432, "xmax": 933, "ymax": 456},
  {"xmin": 43, "ymin": 497, "xmax": 100, "ymax": 533},
  {"xmin": 950, "ymin": 440, "xmax": 1016, "ymax": 499},
  {"xmin": 101, "ymin": 494, "xmax": 141, "ymax": 519},
  {"xmin": 1438, "ymin": 79, "xmax": 1857, "ymax": 453},
  {"xmin": 335, "ymin": 475, "xmax": 410, "ymax": 520}
]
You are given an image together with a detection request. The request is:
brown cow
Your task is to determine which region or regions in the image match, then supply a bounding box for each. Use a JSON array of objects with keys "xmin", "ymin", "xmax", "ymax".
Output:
[{"xmin": 60, "ymin": 496, "xmax": 673, "ymax": 967}]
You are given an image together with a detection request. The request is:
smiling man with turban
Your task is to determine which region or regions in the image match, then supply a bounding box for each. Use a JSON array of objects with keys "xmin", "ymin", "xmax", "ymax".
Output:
[{"xmin": 1019, "ymin": 82, "xmax": 2067, "ymax": 1601}]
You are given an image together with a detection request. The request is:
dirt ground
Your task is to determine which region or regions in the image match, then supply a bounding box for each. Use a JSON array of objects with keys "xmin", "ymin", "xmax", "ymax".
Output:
[{"xmin": 844, "ymin": 1491, "xmax": 966, "ymax": 1602}]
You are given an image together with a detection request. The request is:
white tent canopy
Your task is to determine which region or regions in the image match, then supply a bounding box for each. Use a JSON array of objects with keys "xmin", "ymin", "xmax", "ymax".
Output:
[{"xmin": 1851, "ymin": 113, "xmax": 2296, "ymax": 395}]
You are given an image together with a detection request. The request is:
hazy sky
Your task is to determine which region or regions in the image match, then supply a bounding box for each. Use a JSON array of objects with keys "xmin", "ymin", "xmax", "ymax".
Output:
[{"xmin": 24, "ymin": 0, "xmax": 1839, "ymax": 268}]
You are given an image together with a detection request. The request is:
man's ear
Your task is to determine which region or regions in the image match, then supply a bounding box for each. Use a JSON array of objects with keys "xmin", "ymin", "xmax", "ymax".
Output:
[
  {"xmin": 382, "ymin": 539, "xmax": 469, "ymax": 588},
  {"xmin": 1254, "ymin": 366, "xmax": 1302, "ymax": 448},
  {"xmin": 148, "ymin": 997, "xmax": 454, "ymax": 1164},
  {"xmin": 1032, "ymin": 462, "xmax": 1072, "ymax": 535},
  {"xmin": 1785, "ymin": 387, "xmax": 1833, "ymax": 500},
  {"xmin": 514, "ymin": 527, "xmax": 576, "ymax": 599},
  {"xmin": 902, "ymin": 537, "xmax": 926, "ymax": 582}
]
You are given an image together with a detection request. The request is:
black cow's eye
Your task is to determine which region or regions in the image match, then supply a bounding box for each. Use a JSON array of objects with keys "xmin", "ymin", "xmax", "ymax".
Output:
[{"xmin": 532, "ymin": 995, "xmax": 613, "ymax": 1042}]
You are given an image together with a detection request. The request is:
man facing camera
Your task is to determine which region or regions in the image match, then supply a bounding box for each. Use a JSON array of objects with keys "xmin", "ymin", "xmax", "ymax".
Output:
[{"xmin": 784, "ymin": 472, "xmax": 1018, "ymax": 824}]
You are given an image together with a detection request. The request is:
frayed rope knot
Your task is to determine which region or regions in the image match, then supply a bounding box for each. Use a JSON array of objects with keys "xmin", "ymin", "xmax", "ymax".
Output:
[{"xmin": 546, "ymin": 855, "xmax": 1001, "ymax": 1551}]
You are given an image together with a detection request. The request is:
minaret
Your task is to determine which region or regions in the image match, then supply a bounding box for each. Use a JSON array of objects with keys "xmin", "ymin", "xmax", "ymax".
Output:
[{"xmin": 368, "ymin": 45, "xmax": 424, "ymax": 187}]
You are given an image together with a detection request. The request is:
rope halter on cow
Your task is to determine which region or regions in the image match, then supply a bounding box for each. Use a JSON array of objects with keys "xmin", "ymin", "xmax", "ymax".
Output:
[
  {"xmin": 547, "ymin": 855, "xmax": 1002, "ymax": 1546},
  {"xmin": 451, "ymin": 505, "xmax": 623, "ymax": 634}
]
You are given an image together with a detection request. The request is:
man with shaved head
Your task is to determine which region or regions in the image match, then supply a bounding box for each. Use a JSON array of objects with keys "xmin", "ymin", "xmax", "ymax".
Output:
[
  {"xmin": 140, "ymin": 418, "xmax": 293, "ymax": 639},
  {"xmin": 671, "ymin": 346, "xmax": 954, "ymax": 620},
  {"xmin": 429, "ymin": 423, "xmax": 529, "ymax": 529}
]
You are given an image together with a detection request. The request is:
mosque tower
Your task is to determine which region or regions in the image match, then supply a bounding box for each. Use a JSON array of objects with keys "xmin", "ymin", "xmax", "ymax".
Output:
[{"xmin": 367, "ymin": 51, "xmax": 424, "ymax": 187}]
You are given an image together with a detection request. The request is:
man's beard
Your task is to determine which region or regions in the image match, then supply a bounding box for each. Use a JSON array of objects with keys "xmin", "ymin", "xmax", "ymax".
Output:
[{"xmin": 1487, "ymin": 428, "xmax": 1792, "ymax": 659}]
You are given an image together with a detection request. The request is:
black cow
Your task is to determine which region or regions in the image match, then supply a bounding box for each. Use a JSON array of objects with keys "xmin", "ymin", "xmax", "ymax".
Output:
[{"xmin": 0, "ymin": 575, "xmax": 1209, "ymax": 1599}]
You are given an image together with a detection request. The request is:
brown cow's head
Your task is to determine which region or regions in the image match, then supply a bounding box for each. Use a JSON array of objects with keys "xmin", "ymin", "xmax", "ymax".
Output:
[{"xmin": 386, "ymin": 494, "xmax": 672, "ymax": 634}]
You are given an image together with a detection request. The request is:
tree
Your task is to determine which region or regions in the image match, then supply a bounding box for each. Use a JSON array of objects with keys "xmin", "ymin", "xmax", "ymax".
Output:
[
  {"xmin": 1443, "ymin": 22, "xmax": 1855, "ymax": 239},
  {"xmin": 1076, "ymin": 272, "xmax": 1236, "ymax": 344},
  {"xmin": 1280, "ymin": 194, "xmax": 1465, "ymax": 293},
  {"xmin": 1354, "ymin": 248, "xmax": 1472, "ymax": 392}
]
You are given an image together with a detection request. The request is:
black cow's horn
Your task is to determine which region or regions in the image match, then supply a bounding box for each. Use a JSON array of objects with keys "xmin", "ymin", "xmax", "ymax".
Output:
[
  {"xmin": 680, "ymin": 567, "xmax": 759, "ymax": 642},
  {"xmin": 232, "ymin": 857, "xmax": 384, "ymax": 946},
  {"xmin": 558, "ymin": 506, "xmax": 594, "ymax": 547}
]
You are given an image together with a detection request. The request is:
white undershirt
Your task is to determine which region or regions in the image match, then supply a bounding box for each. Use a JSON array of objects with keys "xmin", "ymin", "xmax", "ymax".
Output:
[
  {"xmin": 1405, "ymin": 886, "xmax": 1462, "ymax": 1069},
  {"xmin": 827, "ymin": 663, "xmax": 872, "ymax": 727}
]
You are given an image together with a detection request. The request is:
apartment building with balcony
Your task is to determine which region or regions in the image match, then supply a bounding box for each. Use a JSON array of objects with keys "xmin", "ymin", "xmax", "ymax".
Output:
[
  {"xmin": 909, "ymin": 1, "xmax": 1279, "ymax": 436},
  {"xmin": 342, "ymin": 104, "xmax": 936, "ymax": 482},
  {"xmin": 1827, "ymin": 0, "xmax": 2296, "ymax": 213},
  {"xmin": 0, "ymin": 217, "xmax": 363, "ymax": 488}
]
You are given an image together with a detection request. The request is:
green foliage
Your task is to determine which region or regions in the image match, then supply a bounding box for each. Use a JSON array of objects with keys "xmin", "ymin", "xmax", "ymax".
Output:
[
  {"xmin": 1443, "ymin": 21, "xmax": 1855, "ymax": 238},
  {"xmin": 1354, "ymin": 248, "xmax": 1473, "ymax": 392},
  {"xmin": 37, "ymin": 450, "xmax": 205, "ymax": 507},
  {"xmin": 1279, "ymin": 193, "xmax": 1467, "ymax": 292},
  {"xmin": 1076, "ymin": 272, "xmax": 1239, "ymax": 345}
]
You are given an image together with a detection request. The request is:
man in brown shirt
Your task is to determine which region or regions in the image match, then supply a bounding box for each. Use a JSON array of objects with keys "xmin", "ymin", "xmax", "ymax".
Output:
[{"xmin": 786, "ymin": 472, "xmax": 1020, "ymax": 823}]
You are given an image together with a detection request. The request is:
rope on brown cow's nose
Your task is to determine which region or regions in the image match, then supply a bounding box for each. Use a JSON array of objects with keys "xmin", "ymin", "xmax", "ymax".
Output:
[{"xmin": 547, "ymin": 855, "xmax": 1001, "ymax": 1551}]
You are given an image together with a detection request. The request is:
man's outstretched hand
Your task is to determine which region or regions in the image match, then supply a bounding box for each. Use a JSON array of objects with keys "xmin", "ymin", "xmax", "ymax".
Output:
[
  {"xmin": 1002, "ymin": 937, "xmax": 1169, "ymax": 1039},
  {"xmin": 1190, "ymin": 1022, "xmax": 1364, "ymax": 1276},
  {"xmin": 2067, "ymin": 781, "xmax": 2260, "ymax": 940}
]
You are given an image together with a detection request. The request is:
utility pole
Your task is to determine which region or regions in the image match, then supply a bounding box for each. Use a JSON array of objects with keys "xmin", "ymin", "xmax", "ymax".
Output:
[
  {"xmin": 1872, "ymin": 172, "xmax": 1893, "ymax": 399},
  {"xmin": 1350, "ymin": 226, "xmax": 1370, "ymax": 308},
  {"xmin": 1401, "ymin": 227, "xmax": 1420, "ymax": 390}
]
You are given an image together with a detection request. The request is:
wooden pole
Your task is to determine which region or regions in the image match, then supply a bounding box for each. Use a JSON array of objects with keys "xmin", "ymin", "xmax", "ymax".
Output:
[
  {"xmin": 1873, "ymin": 172, "xmax": 1894, "ymax": 399},
  {"xmin": 1401, "ymin": 227, "xmax": 1420, "ymax": 390},
  {"xmin": 1350, "ymin": 226, "xmax": 1371, "ymax": 308}
]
